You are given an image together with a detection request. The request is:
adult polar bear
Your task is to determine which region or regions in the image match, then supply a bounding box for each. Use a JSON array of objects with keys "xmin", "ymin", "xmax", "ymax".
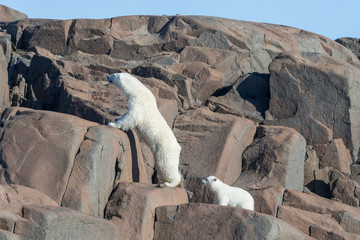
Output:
[{"xmin": 107, "ymin": 72, "xmax": 182, "ymax": 187}]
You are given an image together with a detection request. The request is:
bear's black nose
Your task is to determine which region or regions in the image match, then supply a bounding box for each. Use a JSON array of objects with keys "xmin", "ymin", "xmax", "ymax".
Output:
[{"xmin": 107, "ymin": 76, "xmax": 113, "ymax": 83}]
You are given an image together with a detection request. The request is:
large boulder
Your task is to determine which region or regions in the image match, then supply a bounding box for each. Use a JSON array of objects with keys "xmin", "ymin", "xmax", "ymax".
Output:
[
  {"xmin": 105, "ymin": 182, "xmax": 188, "ymax": 240},
  {"xmin": 278, "ymin": 189, "xmax": 360, "ymax": 239},
  {"xmin": 336, "ymin": 38, "xmax": 360, "ymax": 60},
  {"xmin": 173, "ymin": 107, "xmax": 256, "ymax": 202},
  {"xmin": 268, "ymin": 51, "xmax": 360, "ymax": 161},
  {"xmin": 0, "ymin": 184, "xmax": 58, "ymax": 215},
  {"xmin": 0, "ymin": 5, "xmax": 28, "ymax": 22},
  {"xmin": 235, "ymin": 125, "xmax": 306, "ymax": 192},
  {"xmin": 154, "ymin": 203, "xmax": 311, "ymax": 240},
  {"xmin": 0, "ymin": 107, "xmax": 147, "ymax": 217},
  {"xmin": 11, "ymin": 205, "xmax": 119, "ymax": 240}
]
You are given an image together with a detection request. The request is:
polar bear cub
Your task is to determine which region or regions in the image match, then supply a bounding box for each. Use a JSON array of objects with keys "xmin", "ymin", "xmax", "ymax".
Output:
[
  {"xmin": 107, "ymin": 72, "xmax": 182, "ymax": 187},
  {"xmin": 202, "ymin": 176, "xmax": 254, "ymax": 211}
]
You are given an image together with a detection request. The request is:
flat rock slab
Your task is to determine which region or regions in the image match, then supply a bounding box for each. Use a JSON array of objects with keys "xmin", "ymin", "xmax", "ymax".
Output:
[
  {"xmin": 105, "ymin": 182, "xmax": 188, "ymax": 240},
  {"xmin": 154, "ymin": 203, "xmax": 311, "ymax": 240}
]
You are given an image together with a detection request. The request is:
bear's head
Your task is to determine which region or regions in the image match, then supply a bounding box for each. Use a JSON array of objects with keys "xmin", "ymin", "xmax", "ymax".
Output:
[
  {"xmin": 202, "ymin": 176, "xmax": 222, "ymax": 187},
  {"xmin": 107, "ymin": 72, "xmax": 143, "ymax": 97}
]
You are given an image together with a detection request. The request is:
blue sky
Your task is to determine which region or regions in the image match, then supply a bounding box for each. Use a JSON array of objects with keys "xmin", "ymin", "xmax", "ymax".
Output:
[{"xmin": 2, "ymin": 0, "xmax": 359, "ymax": 40}]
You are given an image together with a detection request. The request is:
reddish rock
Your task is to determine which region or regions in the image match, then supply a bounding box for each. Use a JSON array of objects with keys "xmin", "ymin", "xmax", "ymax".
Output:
[
  {"xmin": 329, "ymin": 170, "xmax": 360, "ymax": 207},
  {"xmin": 0, "ymin": 184, "xmax": 58, "ymax": 215},
  {"xmin": 154, "ymin": 203, "xmax": 311, "ymax": 240},
  {"xmin": 0, "ymin": 43, "xmax": 9, "ymax": 112},
  {"xmin": 174, "ymin": 107, "xmax": 256, "ymax": 185},
  {"xmin": 249, "ymin": 186, "xmax": 285, "ymax": 216},
  {"xmin": 62, "ymin": 125, "xmax": 148, "ymax": 217},
  {"xmin": 0, "ymin": 107, "xmax": 96, "ymax": 203},
  {"xmin": 268, "ymin": 51, "xmax": 360, "ymax": 160},
  {"xmin": 336, "ymin": 38, "xmax": 360, "ymax": 60},
  {"xmin": 0, "ymin": 5, "xmax": 27, "ymax": 22},
  {"xmin": 105, "ymin": 182, "xmax": 188, "ymax": 240},
  {"xmin": 235, "ymin": 125, "xmax": 306, "ymax": 192},
  {"xmin": 314, "ymin": 139, "xmax": 352, "ymax": 175},
  {"xmin": 12, "ymin": 205, "xmax": 119, "ymax": 240},
  {"xmin": 278, "ymin": 205, "xmax": 360, "ymax": 240},
  {"xmin": 280, "ymin": 189, "xmax": 360, "ymax": 237}
]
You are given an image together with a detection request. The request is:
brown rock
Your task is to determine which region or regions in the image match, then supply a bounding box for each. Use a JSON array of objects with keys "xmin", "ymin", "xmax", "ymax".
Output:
[
  {"xmin": 13, "ymin": 205, "xmax": 119, "ymax": 240},
  {"xmin": 278, "ymin": 205, "xmax": 360, "ymax": 240},
  {"xmin": 0, "ymin": 41, "xmax": 9, "ymax": 112},
  {"xmin": 174, "ymin": 107, "xmax": 256, "ymax": 184},
  {"xmin": 0, "ymin": 5, "xmax": 27, "ymax": 22},
  {"xmin": 105, "ymin": 182, "xmax": 188, "ymax": 240},
  {"xmin": 249, "ymin": 186, "xmax": 285, "ymax": 216},
  {"xmin": 0, "ymin": 184, "xmax": 58, "ymax": 215},
  {"xmin": 315, "ymin": 139, "xmax": 352, "ymax": 175},
  {"xmin": 329, "ymin": 170, "xmax": 360, "ymax": 207},
  {"xmin": 280, "ymin": 190, "xmax": 360, "ymax": 236},
  {"xmin": 235, "ymin": 125, "xmax": 306, "ymax": 192},
  {"xmin": 173, "ymin": 107, "xmax": 256, "ymax": 202},
  {"xmin": 207, "ymin": 72, "xmax": 270, "ymax": 122},
  {"xmin": 0, "ymin": 107, "xmax": 97, "ymax": 203},
  {"xmin": 336, "ymin": 38, "xmax": 360, "ymax": 60},
  {"xmin": 23, "ymin": 20, "xmax": 72, "ymax": 55},
  {"xmin": 268, "ymin": 51, "xmax": 360, "ymax": 160},
  {"xmin": 61, "ymin": 125, "xmax": 148, "ymax": 217},
  {"xmin": 154, "ymin": 203, "xmax": 311, "ymax": 240}
]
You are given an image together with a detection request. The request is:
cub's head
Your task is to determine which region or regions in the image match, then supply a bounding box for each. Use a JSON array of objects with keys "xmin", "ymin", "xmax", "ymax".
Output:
[{"xmin": 202, "ymin": 176, "xmax": 221, "ymax": 187}]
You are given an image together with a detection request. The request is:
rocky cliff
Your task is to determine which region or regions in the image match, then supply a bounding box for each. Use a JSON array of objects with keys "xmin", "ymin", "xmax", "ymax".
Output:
[{"xmin": 1, "ymin": 4, "xmax": 360, "ymax": 240}]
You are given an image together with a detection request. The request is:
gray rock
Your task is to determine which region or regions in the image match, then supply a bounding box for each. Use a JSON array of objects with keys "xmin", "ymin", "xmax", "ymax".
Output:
[{"xmin": 268, "ymin": 51, "xmax": 360, "ymax": 161}]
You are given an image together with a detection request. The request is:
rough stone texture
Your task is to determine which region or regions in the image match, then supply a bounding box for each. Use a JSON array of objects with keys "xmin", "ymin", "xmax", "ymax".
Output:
[
  {"xmin": 249, "ymin": 186, "xmax": 285, "ymax": 216},
  {"xmin": 235, "ymin": 125, "xmax": 306, "ymax": 192},
  {"xmin": 173, "ymin": 107, "xmax": 256, "ymax": 202},
  {"xmin": 207, "ymin": 72, "xmax": 270, "ymax": 122},
  {"xmin": 62, "ymin": 126, "xmax": 148, "ymax": 218},
  {"xmin": 174, "ymin": 107, "xmax": 256, "ymax": 184},
  {"xmin": 314, "ymin": 139, "xmax": 352, "ymax": 177},
  {"xmin": 0, "ymin": 33, "xmax": 10, "ymax": 112},
  {"xmin": 0, "ymin": 107, "xmax": 96, "ymax": 203},
  {"xmin": 329, "ymin": 170, "xmax": 360, "ymax": 207},
  {"xmin": 105, "ymin": 182, "xmax": 188, "ymax": 240},
  {"xmin": 279, "ymin": 190, "xmax": 360, "ymax": 238},
  {"xmin": 336, "ymin": 38, "xmax": 360, "ymax": 60},
  {"xmin": 0, "ymin": 5, "xmax": 28, "ymax": 22},
  {"xmin": 0, "ymin": 184, "xmax": 58, "ymax": 215},
  {"xmin": 154, "ymin": 203, "xmax": 311, "ymax": 240},
  {"xmin": 0, "ymin": 107, "xmax": 147, "ymax": 216},
  {"xmin": 268, "ymin": 51, "xmax": 360, "ymax": 161},
  {"xmin": 13, "ymin": 205, "xmax": 119, "ymax": 240}
]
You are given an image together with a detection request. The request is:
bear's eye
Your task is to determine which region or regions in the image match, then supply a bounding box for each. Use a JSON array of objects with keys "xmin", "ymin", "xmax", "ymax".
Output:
[{"xmin": 213, "ymin": 178, "xmax": 217, "ymax": 182}]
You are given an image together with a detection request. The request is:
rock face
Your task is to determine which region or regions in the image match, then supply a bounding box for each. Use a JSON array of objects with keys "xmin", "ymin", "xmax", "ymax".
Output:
[
  {"xmin": 0, "ymin": 5, "xmax": 28, "ymax": 22},
  {"xmin": 1, "ymin": 4, "xmax": 360, "ymax": 240},
  {"xmin": 154, "ymin": 203, "xmax": 311, "ymax": 240},
  {"xmin": 336, "ymin": 38, "xmax": 360, "ymax": 60},
  {"xmin": 268, "ymin": 51, "xmax": 360, "ymax": 161}
]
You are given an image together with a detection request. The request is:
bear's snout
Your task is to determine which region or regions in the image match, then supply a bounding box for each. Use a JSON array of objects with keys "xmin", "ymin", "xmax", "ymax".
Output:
[
  {"xmin": 201, "ymin": 178, "xmax": 207, "ymax": 185},
  {"xmin": 107, "ymin": 76, "xmax": 113, "ymax": 83}
]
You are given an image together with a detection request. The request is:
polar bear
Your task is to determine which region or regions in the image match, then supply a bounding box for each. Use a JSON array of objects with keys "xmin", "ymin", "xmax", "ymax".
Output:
[
  {"xmin": 107, "ymin": 72, "xmax": 182, "ymax": 187},
  {"xmin": 202, "ymin": 176, "xmax": 254, "ymax": 211}
]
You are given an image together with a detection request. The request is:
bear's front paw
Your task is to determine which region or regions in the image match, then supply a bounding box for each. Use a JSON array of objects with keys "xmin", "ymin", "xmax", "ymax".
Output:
[{"xmin": 107, "ymin": 122, "xmax": 118, "ymax": 128}]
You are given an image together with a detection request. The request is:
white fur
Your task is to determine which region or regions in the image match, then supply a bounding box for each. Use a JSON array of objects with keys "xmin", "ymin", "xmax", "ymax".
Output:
[
  {"xmin": 107, "ymin": 73, "xmax": 182, "ymax": 187},
  {"xmin": 202, "ymin": 176, "xmax": 254, "ymax": 211}
]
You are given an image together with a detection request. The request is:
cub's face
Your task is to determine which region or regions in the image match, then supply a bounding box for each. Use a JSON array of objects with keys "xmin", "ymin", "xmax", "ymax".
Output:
[{"xmin": 202, "ymin": 176, "xmax": 219, "ymax": 186}]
